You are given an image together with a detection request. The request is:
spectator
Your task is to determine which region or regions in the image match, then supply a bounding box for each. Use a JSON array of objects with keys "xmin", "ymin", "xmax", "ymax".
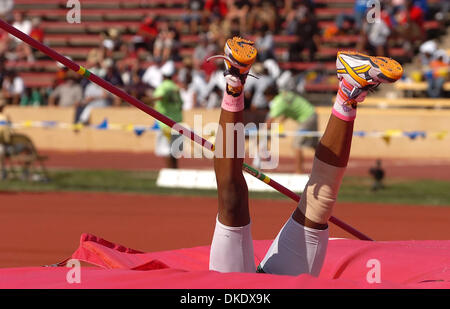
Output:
[
  {"xmin": 184, "ymin": 0, "xmax": 205, "ymax": 34},
  {"xmin": 418, "ymin": 40, "xmax": 437, "ymax": 66},
  {"xmin": 369, "ymin": 159, "xmax": 385, "ymax": 192},
  {"xmin": 29, "ymin": 17, "xmax": 44, "ymax": 43},
  {"xmin": 264, "ymin": 83, "xmax": 319, "ymax": 174},
  {"xmin": 179, "ymin": 69, "xmax": 196, "ymax": 110},
  {"xmin": 0, "ymin": 28, "xmax": 10, "ymax": 57},
  {"xmin": 10, "ymin": 11, "xmax": 33, "ymax": 61},
  {"xmin": 413, "ymin": 0, "xmax": 429, "ymax": 19},
  {"xmin": 178, "ymin": 57, "xmax": 208, "ymax": 110},
  {"xmin": 358, "ymin": 5, "xmax": 392, "ymax": 57},
  {"xmin": 0, "ymin": 60, "xmax": 6, "ymax": 86},
  {"xmin": 11, "ymin": 11, "xmax": 30, "ymax": 38},
  {"xmin": 153, "ymin": 19, "xmax": 181, "ymax": 62},
  {"xmin": 103, "ymin": 60, "xmax": 123, "ymax": 88},
  {"xmin": 1, "ymin": 70, "xmax": 24, "ymax": 105},
  {"xmin": 287, "ymin": 4, "xmax": 320, "ymax": 62},
  {"xmin": 148, "ymin": 61, "xmax": 184, "ymax": 169},
  {"xmin": 142, "ymin": 59, "xmax": 163, "ymax": 89},
  {"xmin": 118, "ymin": 41, "xmax": 145, "ymax": 83},
  {"xmin": 125, "ymin": 70, "xmax": 152, "ymax": 105},
  {"xmin": 204, "ymin": 0, "xmax": 228, "ymax": 19},
  {"xmin": 29, "ymin": 17, "xmax": 44, "ymax": 60},
  {"xmin": 254, "ymin": 22, "xmax": 275, "ymax": 62},
  {"xmin": 192, "ymin": 64, "xmax": 210, "ymax": 108},
  {"xmin": 48, "ymin": 72, "xmax": 82, "ymax": 107},
  {"xmin": 193, "ymin": 33, "xmax": 214, "ymax": 68},
  {"xmin": 20, "ymin": 87, "xmax": 43, "ymax": 106},
  {"xmin": 426, "ymin": 50, "xmax": 449, "ymax": 98},
  {"xmin": 245, "ymin": 62, "xmax": 274, "ymax": 110},
  {"xmin": 53, "ymin": 62, "xmax": 69, "ymax": 88},
  {"xmin": 75, "ymin": 81, "xmax": 111, "ymax": 125},
  {"xmin": 203, "ymin": 61, "xmax": 226, "ymax": 108},
  {"xmin": 263, "ymin": 58, "xmax": 281, "ymax": 80},
  {"xmin": 206, "ymin": 14, "xmax": 227, "ymax": 50},
  {"xmin": 334, "ymin": 0, "xmax": 369, "ymax": 34},
  {"xmin": 103, "ymin": 60, "xmax": 124, "ymax": 106},
  {"xmin": 248, "ymin": 0, "xmax": 277, "ymax": 33},
  {"xmin": 394, "ymin": 0, "xmax": 425, "ymax": 57},
  {"xmin": 434, "ymin": 0, "xmax": 449, "ymax": 24},
  {"xmin": 225, "ymin": 0, "xmax": 250, "ymax": 34},
  {"xmin": 0, "ymin": 0, "xmax": 13, "ymax": 20},
  {"xmin": 193, "ymin": 33, "xmax": 218, "ymax": 78},
  {"xmin": 134, "ymin": 15, "xmax": 158, "ymax": 53},
  {"xmin": 101, "ymin": 28, "xmax": 122, "ymax": 53},
  {"xmin": 86, "ymin": 43, "xmax": 106, "ymax": 71},
  {"xmin": 0, "ymin": 98, "xmax": 11, "ymax": 179}
]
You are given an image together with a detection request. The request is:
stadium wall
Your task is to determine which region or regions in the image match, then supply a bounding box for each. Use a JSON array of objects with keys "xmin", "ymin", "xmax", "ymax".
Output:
[{"xmin": 4, "ymin": 106, "xmax": 450, "ymax": 159}]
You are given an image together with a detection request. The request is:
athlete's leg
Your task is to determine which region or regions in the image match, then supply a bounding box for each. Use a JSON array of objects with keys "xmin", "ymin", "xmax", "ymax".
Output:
[
  {"xmin": 258, "ymin": 51, "xmax": 403, "ymax": 276},
  {"xmin": 209, "ymin": 37, "xmax": 258, "ymax": 273}
]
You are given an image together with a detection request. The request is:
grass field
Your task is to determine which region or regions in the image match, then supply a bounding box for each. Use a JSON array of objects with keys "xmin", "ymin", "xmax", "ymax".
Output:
[{"xmin": 1, "ymin": 169, "xmax": 450, "ymax": 206}]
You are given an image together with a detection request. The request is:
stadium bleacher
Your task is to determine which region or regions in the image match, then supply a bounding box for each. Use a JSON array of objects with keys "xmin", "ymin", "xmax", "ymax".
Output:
[{"xmin": 8, "ymin": 0, "xmax": 449, "ymax": 94}]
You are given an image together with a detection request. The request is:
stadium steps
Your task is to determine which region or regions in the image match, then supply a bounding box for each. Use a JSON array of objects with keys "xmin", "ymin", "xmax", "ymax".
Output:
[
  {"xmin": 42, "ymin": 33, "xmax": 359, "ymax": 48},
  {"xmin": 18, "ymin": 70, "xmax": 339, "ymax": 93},
  {"xmin": 15, "ymin": 0, "xmax": 187, "ymax": 9},
  {"xmin": 10, "ymin": 0, "xmax": 447, "ymax": 94},
  {"xmin": 18, "ymin": 7, "xmax": 356, "ymax": 23}
]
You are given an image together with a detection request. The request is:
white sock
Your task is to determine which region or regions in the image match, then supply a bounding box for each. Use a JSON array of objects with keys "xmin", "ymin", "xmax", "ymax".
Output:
[
  {"xmin": 258, "ymin": 216, "xmax": 329, "ymax": 277},
  {"xmin": 209, "ymin": 216, "xmax": 256, "ymax": 273}
]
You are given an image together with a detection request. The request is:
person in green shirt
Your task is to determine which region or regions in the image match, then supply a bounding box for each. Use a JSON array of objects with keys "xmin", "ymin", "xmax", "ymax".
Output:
[
  {"xmin": 148, "ymin": 61, "xmax": 183, "ymax": 169},
  {"xmin": 0, "ymin": 99, "xmax": 11, "ymax": 179},
  {"xmin": 20, "ymin": 88, "xmax": 43, "ymax": 106},
  {"xmin": 264, "ymin": 83, "xmax": 319, "ymax": 174}
]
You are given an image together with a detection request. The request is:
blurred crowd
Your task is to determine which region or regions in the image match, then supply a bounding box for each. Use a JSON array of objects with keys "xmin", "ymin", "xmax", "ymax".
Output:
[{"xmin": 0, "ymin": 0, "xmax": 448, "ymax": 119}]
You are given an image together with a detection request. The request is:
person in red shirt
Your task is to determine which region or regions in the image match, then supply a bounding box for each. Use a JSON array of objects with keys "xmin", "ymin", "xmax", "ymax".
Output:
[
  {"xmin": 427, "ymin": 51, "xmax": 449, "ymax": 98},
  {"xmin": 134, "ymin": 15, "xmax": 159, "ymax": 52},
  {"xmin": 204, "ymin": 0, "xmax": 228, "ymax": 19},
  {"xmin": 0, "ymin": 28, "xmax": 10, "ymax": 56},
  {"xmin": 29, "ymin": 17, "xmax": 44, "ymax": 43},
  {"xmin": 395, "ymin": 0, "xmax": 425, "ymax": 56}
]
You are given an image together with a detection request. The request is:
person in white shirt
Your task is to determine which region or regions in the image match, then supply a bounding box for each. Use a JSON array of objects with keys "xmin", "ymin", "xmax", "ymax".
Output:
[
  {"xmin": 0, "ymin": 0, "xmax": 14, "ymax": 20},
  {"xmin": 1, "ymin": 70, "xmax": 24, "ymax": 105},
  {"xmin": 75, "ymin": 82, "xmax": 111, "ymax": 125},
  {"xmin": 11, "ymin": 11, "xmax": 33, "ymax": 61},
  {"xmin": 142, "ymin": 61, "xmax": 163, "ymax": 89}
]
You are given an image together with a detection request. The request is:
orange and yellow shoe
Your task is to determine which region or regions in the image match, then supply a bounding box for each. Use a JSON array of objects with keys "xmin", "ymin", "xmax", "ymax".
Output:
[
  {"xmin": 207, "ymin": 37, "xmax": 258, "ymax": 94},
  {"xmin": 337, "ymin": 51, "xmax": 403, "ymax": 87},
  {"xmin": 335, "ymin": 50, "xmax": 403, "ymax": 103}
]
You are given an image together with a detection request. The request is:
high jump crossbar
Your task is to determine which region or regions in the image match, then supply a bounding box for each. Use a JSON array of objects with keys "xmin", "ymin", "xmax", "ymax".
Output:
[{"xmin": 0, "ymin": 19, "xmax": 373, "ymax": 241}]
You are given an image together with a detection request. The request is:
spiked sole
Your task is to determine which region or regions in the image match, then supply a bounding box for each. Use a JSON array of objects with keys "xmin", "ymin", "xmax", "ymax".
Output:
[
  {"xmin": 225, "ymin": 37, "xmax": 257, "ymax": 72},
  {"xmin": 337, "ymin": 51, "xmax": 403, "ymax": 84}
]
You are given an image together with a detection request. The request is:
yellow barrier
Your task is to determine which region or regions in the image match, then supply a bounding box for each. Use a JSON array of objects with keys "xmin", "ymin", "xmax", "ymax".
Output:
[{"xmin": 3, "ymin": 106, "xmax": 450, "ymax": 159}]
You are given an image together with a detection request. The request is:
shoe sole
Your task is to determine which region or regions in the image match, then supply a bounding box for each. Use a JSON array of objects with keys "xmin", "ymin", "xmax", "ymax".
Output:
[
  {"xmin": 337, "ymin": 51, "xmax": 403, "ymax": 85},
  {"xmin": 225, "ymin": 37, "xmax": 257, "ymax": 73}
]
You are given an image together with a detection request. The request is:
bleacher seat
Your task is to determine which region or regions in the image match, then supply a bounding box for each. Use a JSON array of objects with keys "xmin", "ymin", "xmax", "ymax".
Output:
[{"xmin": 8, "ymin": 0, "xmax": 448, "ymax": 93}]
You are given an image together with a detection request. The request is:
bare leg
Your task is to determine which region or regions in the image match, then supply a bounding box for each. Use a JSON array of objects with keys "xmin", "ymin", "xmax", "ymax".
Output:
[
  {"xmin": 259, "ymin": 50, "xmax": 403, "ymax": 276},
  {"xmin": 209, "ymin": 37, "xmax": 257, "ymax": 273},
  {"xmin": 214, "ymin": 107, "xmax": 249, "ymax": 227},
  {"xmin": 209, "ymin": 94, "xmax": 255, "ymax": 273},
  {"xmin": 292, "ymin": 114, "xmax": 353, "ymax": 229}
]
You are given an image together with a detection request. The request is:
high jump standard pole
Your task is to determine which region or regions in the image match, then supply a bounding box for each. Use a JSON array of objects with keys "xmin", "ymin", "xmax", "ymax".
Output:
[{"xmin": 0, "ymin": 19, "xmax": 373, "ymax": 241}]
